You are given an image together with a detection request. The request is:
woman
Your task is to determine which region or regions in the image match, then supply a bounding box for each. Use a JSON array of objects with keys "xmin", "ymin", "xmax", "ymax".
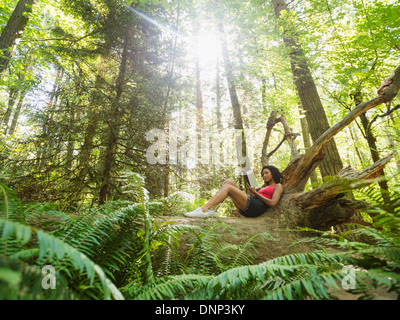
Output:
[{"xmin": 184, "ymin": 165, "xmax": 283, "ymax": 218}]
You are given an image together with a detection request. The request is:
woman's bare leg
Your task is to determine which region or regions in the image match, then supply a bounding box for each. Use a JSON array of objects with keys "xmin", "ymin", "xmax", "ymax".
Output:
[
  {"xmin": 220, "ymin": 179, "xmax": 245, "ymax": 210},
  {"xmin": 201, "ymin": 179, "xmax": 248, "ymax": 212}
]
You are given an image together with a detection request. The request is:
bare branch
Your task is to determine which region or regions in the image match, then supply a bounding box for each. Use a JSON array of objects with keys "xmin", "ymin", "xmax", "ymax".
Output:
[{"xmin": 283, "ymin": 63, "xmax": 400, "ymax": 192}]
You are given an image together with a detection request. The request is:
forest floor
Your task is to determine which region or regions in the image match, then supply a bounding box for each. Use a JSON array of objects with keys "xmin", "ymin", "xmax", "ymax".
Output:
[
  {"xmin": 328, "ymin": 286, "xmax": 397, "ymax": 300},
  {"xmin": 160, "ymin": 215, "xmax": 398, "ymax": 300}
]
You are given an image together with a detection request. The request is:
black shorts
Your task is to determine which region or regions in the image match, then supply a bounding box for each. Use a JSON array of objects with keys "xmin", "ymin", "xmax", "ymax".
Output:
[{"xmin": 239, "ymin": 196, "xmax": 268, "ymax": 217}]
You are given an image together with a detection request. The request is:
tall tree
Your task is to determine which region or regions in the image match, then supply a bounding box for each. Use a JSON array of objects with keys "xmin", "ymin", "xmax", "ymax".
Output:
[
  {"xmin": 271, "ymin": 0, "xmax": 343, "ymax": 177},
  {"xmin": 194, "ymin": 20, "xmax": 204, "ymax": 131},
  {"xmin": 0, "ymin": 0, "xmax": 36, "ymax": 79},
  {"xmin": 352, "ymin": 91, "xmax": 391, "ymax": 204},
  {"xmin": 98, "ymin": 34, "xmax": 129, "ymax": 205},
  {"xmin": 218, "ymin": 22, "xmax": 248, "ymax": 170},
  {"xmin": 215, "ymin": 57, "xmax": 222, "ymax": 130}
]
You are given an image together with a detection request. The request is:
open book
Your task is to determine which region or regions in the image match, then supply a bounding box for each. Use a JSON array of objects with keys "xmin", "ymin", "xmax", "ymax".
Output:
[{"xmin": 243, "ymin": 168, "xmax": 258, "ymax": 188}]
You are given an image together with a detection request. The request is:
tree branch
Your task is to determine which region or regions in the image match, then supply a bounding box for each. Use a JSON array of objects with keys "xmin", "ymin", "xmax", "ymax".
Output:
[
  {"xmin": 283, "ymin": 63, "xmax": 400, "ymax": 192},
  {"xmin": 294, "ymin": 152, "xmax": 394, "ymax": 210}
]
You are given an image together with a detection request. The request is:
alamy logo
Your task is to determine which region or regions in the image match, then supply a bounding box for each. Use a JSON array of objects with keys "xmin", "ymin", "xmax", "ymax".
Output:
[
  {"xmin": 341, "ymin": 265, "xmax": 356, "ymax": 290},
  {"xmin": 145, "ymin": 128, "xmax": 255, "ymax": 171},
  {"xmin": 41, "ymin": 265, "xmax": 56, "ymax": 290}
]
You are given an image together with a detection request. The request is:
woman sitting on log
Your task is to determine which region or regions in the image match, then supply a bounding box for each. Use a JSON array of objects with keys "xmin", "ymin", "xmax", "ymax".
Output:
[{"xmin": 185, "ymin": 165, "xmax": 284, "ymax": 218}]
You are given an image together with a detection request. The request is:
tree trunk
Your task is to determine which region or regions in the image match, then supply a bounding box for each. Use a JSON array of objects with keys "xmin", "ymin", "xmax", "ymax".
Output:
[
  {"xmin": 0, "ymin": 0, "xmax": 35, "ymax": 78},
  {"xmin": 65, "ymin": 104, "xmax": 76, "ymax": 172},
  {"xmin": 271, "ymin": 0, "xmax": 343, "ymax": 177},
  {"xmin": 360, "ymin": 114, "xmax": 390, "ymax": 203},
  {"xmin": 2, "ymin": 88, "xmax": 18, "ymax": 131},
  {"xmin": 37, "ymin": 68, "xmax": 64, "ymax": 170},
  {"xmin": 218, "ymin": 22, "xmax": 248, "ymax": 169},
  {"xmin": 261, "ymin": 109, "xmax": 299, "ymax": 166},
  {"xmin": 215, "ymin": 57, "xmax": 222, "ymax": 130},
  {"xmin": 98, "ymin": 36, "xmax": 129, "ymax": 205},
  {"xmin": 7, "ymin": 90, "xmax": 27, "ymax": 135},
  {"xmin": 3, "ymin": 47, "xmax": 34, "ymax": 134},
  {"xmin": 348, "ymin": 123, "xmax": 367, "ymax": 165},
  {"xmin": 384, "ymin": 125, "xmax": 400, "ymax": 172},
  {"xmin": 352, "ymin": 89, "xmax": 391, "ymax": 204},
  {"xmin": 195, "ymin": 35, "xmax": 204, "ymax": 130},
  {"xmin": 194, "ymin": 30, "xmax": 205, "ymax": 169},
  {"xmin": 298, "ymin": 103, "xmax": 319, "ymax": 186}
]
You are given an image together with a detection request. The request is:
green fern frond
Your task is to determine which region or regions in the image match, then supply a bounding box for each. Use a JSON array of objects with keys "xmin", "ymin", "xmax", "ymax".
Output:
[
  {"xmin": 0, "ymin": 256, "xmax": 76, "ymax": 299},
  {"xmin": 128, "ymin": 274, "xmax": 213, "ymax": 300},
  {"xmin": 263, "ymin": 267, "xmax": 342, "ymax": 300},
  {"xmin": 0, "ymin": 184, "xmax": 23, "ymax": 223},
  {"xmin": 230, "ymin": 232, "xmax": 277, "ymax": 268},
  {"xmin": 201, "ymin": 262, "xmax": 296, "ymax": 299},
  {"xmin": 0, "ymin": 219, "xmax": 124, "ymax": 300},
  {"xmin": 266, "ymin": 250, "xmax": 345, "ymax": 269}
]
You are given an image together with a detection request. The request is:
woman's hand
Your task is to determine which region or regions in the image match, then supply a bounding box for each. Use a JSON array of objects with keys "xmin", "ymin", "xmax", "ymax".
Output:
[{"xmin": 245, "ymin": 182, "xmax": 257, "ymax": 196}]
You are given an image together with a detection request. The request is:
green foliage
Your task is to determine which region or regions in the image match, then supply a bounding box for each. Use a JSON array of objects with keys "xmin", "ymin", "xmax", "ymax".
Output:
[
  {"xmin": 1, "ymin": 176, "xmax": 400, "ymax": 300},
  {"xmin": 0, "ymin": 218, "xmax": 123, "ymax": 299},
  {"xmin": 124, "ymin": 184, "xmax": 400, "ymax": 300},
  {"xmin": 0, "ymin": 174, "xmax": 159, "ymax": 299},
  {"xmin": 1, "ymin": 0, "xmax": 400, "ymax": 301}
]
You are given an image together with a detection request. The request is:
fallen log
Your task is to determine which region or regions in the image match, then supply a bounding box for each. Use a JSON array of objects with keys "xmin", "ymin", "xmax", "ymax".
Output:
[{"xmin": 293, "ymin": 152, "xmax": 394, "ymax": 211}]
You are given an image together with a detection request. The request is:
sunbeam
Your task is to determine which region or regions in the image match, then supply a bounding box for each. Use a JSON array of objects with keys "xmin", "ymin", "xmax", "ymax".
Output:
[{"xmin": 123, "ymin": 2, "xmax": 184, "ymax": 40}]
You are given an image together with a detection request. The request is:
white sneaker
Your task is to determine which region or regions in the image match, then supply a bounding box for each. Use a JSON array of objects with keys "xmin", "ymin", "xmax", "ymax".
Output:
[
  {"xmin": 205, "ymin": 208, "xmax": 218, "ymax": 217},
  {"xmin": 184, "ymin": 207, "xmax": 218, "ymax": 218}
]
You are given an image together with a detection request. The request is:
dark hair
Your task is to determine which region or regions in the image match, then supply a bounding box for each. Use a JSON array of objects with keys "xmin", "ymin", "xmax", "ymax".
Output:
[{"xmin": 261, "ymin": 165, "xmax": 283, "ymax": 184}]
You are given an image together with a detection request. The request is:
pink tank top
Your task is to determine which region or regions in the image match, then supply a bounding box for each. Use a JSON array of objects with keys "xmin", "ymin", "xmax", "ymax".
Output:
[{"xmin": 258, "ymin": 184, "xmax": 276, "ymax": 199}]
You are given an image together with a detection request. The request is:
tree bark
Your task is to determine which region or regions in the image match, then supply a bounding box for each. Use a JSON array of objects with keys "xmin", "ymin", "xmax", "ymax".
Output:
[
  {"xmin": 271, "ymin": 0, "xmax": 343, "ymax": 178},
  {"xmin": 195, "ymin": 36, "xmax": 204, "ymax": 130},
  {"xmin": 351, "ymin": 91, "xmax": 391, "ymax": 204},
  {"xmin": 293, "ymin": 152, "xmax": 394, "ymax": 211},
  {"xmin": 261, "ymin": 109, "xmax": 299, "ymax": 166},
  {"xmin": 298, "ymin": 103, "xmax": 319, "ymax": 186},
  {"xmin": 218, "ymin": 22, "xmax": 248, "ymax": 169},
  {"xmin": 215, "ymin": 57, "xmax": 222, "ymax": 130},
  {"xmin": 261, "ymin": 110, "xmax": 278, "ymax": 166},
  {"xmin": 2, "ymin": 89, "xmax": 18, "ymax": 131},
  {"xmin": 360, "ymin": 113, "xmax": 390, "ymax": 203},
  {"xmin": 7, "ymin": 90, "xmax": 26, "ymax": 135},
  {"xmin": 0, "ymin": 0, "xmax": 35, "ymax": 78},
  {"xmin": 98, "ymin": 36, "xmax": 129, "ymax": 205}
]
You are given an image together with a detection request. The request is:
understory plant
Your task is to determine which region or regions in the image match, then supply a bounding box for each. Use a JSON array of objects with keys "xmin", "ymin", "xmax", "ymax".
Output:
[
  {"xmin": 124, "ymin": 183, "xmax": 400, "ymax": 300},
  {"xmin": 1, "ymin": 178, "xmax": 399, "ymax": 300}
]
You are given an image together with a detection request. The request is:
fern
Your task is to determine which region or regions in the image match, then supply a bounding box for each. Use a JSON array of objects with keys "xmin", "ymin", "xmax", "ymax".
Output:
[
  {"xmin": 291, "ymin": 186, "xmax": 400, "ymax": 300},
  {"xmin": 0, "ymin": 183, "xmax": 23, "ymax": 223},
  {"xmin": 125, "ymin": 274, "xmax": 213, "ymax": 300},
  {"xmin": 0, "ymin": 219, "xmax": 124, "ymax": 299},
  {"xmin": 229, "ymin": 232, "xmax": 277, "ymax": 269},
  {"xmin": 151, "ymin": 222, "xmax": 203, "ymax": 276},
  {"xmin": 184, "ymin": 219, "xmax": 238, "ymax": 275},
  {"xmin": 0, "ymin": 255, "xmax": 76, "ymax": 299},
  {"xmin": 2, "ymin": 176, "xmax": 399, "ymax": 300}
]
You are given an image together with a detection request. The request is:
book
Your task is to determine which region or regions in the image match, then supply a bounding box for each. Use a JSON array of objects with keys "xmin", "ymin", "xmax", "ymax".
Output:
[{"xmin": 243, "ymin": 168, "xmax": 258, "ymax": 188}]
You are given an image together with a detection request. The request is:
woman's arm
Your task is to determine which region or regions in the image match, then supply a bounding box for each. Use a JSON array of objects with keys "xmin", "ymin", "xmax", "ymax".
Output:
[{"xmin": 246, "ymin": 183, "xmax": 283, "ymax": 208}]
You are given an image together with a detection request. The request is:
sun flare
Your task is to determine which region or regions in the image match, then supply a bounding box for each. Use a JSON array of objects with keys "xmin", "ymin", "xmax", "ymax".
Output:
[{"xmin": 195, "ymin": 31, "xmax": 220, "ymax": 64}]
